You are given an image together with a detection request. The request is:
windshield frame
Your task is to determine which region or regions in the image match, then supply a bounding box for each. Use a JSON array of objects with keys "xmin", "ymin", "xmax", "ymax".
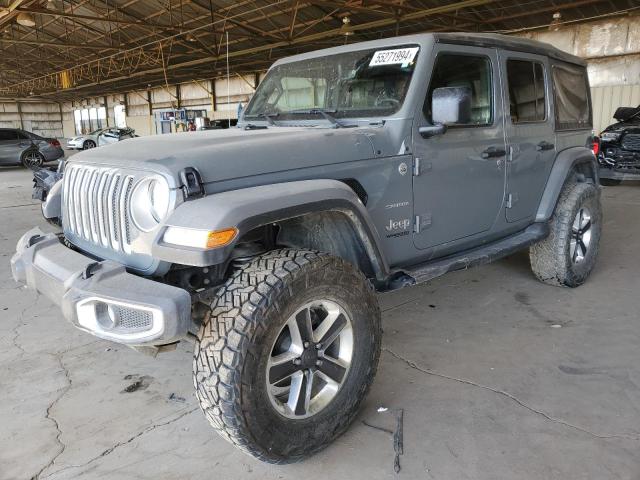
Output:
[{"xmin": 243, "ymin": 43, "xmax": 421, "ymax": 124}]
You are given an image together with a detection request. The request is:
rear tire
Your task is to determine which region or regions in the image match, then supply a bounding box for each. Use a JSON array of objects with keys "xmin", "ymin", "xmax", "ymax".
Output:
[
  {"xmin": 21, "ymin": 150, "xmax": 44, "ymax": 169},
  {"xmin": 530, "ymin": 181, "xmax": 602, "ymax": 287},
  {"xmin": 193, "ymin": 249, "xmax": 381, "ymax": 463},
  {"xmin": 83, "ymin": 140, "xmax": 96, "ymax": 149},
  {"xmin": 599, "ymin": 178, "xmax": 621, "ymax": 186}
]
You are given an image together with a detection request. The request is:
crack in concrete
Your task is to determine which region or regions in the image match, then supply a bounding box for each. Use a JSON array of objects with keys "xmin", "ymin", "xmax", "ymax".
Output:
[
  {"xmin": 383, "ymin": 347, "xmax": 640, "ymax": 442},
  {"xmin": 42, "ymin": 407, "xmax": 198, "ymax": 479},
  {"xmin": 10, "ymin": 297, "xmax": 39, "ymax": 355},
  {"xmin": 31, "ymin": 352, "xmax": 73, "ymax": 480}
]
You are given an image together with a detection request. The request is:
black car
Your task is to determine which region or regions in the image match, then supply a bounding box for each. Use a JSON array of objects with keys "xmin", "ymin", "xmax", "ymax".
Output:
[{"xmin": 597, "ymin": 105, "xmax": 640, "ymax": 185}]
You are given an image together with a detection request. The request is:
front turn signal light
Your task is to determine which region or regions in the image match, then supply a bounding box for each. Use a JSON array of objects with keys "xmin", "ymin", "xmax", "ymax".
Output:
[{"xmin": 206, "ymin": 228, "xmax": 238, "ymax": 248}]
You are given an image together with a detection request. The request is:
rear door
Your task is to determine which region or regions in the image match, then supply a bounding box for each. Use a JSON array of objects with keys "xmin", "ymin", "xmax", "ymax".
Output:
[
  {"xmin": 412, "ymin": 45, "xmax": 507, "ymax": 250},
  {"xmin": 0, "ymin": 129, "xmax": 22, "ymax": 164},
  {"xmin": 500, "ymin": 51, "xmax": 556, "ymax": 222}
]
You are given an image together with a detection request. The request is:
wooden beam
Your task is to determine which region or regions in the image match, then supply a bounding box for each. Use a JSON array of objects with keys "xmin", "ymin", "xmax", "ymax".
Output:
[
  {"xmin": 0, "ymin": 37, "xmax": 123, "ymax": 50},
  {"xmin": 16, "ymin": 6, "xmax": 175, "ymax": 29}
]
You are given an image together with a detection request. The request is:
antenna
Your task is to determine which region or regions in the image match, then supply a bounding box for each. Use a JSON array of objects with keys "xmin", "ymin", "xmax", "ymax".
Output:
[{"xmin": 226, "ymin": 30, "xmax": 231, "ymax": 128}]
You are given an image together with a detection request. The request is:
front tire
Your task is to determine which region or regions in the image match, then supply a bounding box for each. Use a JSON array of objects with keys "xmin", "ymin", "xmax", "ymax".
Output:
[
  {"xmin": 193, "ymin": 249, "xmax": 381, "ymax": 463},
  {"xmin": 530, "ymin": 181, "xmax": 602, "ymax": 287}
]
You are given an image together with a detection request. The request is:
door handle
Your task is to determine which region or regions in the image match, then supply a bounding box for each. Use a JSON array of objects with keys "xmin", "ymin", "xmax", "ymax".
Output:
[
  {"xmin": 481, "ymin": 147, "xmax": 506, "ymax": 159},
  {"xmin": 536, "ymin": 141, "xmax": 555, "ymax": 151}
]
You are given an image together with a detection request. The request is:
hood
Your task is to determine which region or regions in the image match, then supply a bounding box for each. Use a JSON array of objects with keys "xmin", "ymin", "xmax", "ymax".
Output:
[
  {"xmin": 602, "ymin": 121, "xmax": 640, "ymax": 135},
  {"xmin": 67, "ymin": 125, "xmax": 406, "ymax": 188}
]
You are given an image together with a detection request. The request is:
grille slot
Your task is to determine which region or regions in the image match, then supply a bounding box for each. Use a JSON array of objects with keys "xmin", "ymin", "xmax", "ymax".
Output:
[
  {"xmin": 63, "ymin": 165, "xmax": 134, "ymax": 252},
  {"xmin": 621, "ymin": 134, "xmax": 640, "ymax": 152}
]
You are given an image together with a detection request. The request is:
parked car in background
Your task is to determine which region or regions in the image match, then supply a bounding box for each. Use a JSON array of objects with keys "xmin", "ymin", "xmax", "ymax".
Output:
[
  {"xmin": 97, "ymin": 127, "xmax": 136, "ymax": 146},
  {"xmin": 0, "ymin": 128, "xmax": 64, "ymax": 169},
  {"xmin": 597, "ymin": 105, "xmax": 640, "ymax": 185},
  {"xmin": 66, "ymin": 129, "xmax": 105, "ymax": 150}
]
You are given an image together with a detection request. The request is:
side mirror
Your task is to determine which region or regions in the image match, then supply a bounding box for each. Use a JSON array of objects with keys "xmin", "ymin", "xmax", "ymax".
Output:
[{"xmin": 432, "ymin": 86, "xmax": 472, "ymax": 125}]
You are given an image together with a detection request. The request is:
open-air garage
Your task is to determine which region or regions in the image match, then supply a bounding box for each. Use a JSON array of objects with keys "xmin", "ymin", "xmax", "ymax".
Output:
[{"xmin": 1, "ymin": 1, "xmax": 640, "ymax": 479}]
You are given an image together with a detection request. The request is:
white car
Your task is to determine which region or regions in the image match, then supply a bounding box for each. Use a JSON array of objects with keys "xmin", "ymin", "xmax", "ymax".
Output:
[
  {"xmin": 67, "ymin": 127, "xmax": 136, "ymax": 150},
  {"xmin": 66, "ymin": 129, "xmax": 104, "ymax": 150}
]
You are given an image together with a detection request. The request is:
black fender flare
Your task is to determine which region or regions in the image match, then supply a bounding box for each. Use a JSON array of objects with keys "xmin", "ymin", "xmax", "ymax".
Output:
[
  {"xmin": 535, "ymin": 147, "xmax": 598, "ymax": 223},
  {"xmin": 152, "ymin": 179, "xmax": 390, "ymax": 280}
]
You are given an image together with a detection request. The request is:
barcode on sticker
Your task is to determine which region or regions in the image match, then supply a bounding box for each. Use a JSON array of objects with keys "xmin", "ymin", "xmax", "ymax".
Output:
[{"xmin": 369, "ymin": 47, "xmax": 419, "ymax": 67}]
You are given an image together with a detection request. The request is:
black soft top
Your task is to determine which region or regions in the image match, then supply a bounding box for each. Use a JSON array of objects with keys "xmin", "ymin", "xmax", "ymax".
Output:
[{"xmin": 433, "ymin": 33, "xmax": 586, "ymax": 67}]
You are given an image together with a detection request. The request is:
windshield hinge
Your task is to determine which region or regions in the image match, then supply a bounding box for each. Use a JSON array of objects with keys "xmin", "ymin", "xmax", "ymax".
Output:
[{"xmin": 179, "ymin": 167, "xmax": 204, "ymax": 198}]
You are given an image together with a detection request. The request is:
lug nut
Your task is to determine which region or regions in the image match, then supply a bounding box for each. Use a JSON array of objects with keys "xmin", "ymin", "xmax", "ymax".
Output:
[
  {"xmin": 316, "ymin": 360, "xmax": 323, "ymax": 366},
  {"xmin": 315, "ymin": 343, "xmax": 322, "ymax": 349},
  {"xmin": 304, "ymin": 341, "xmax": 310, "ymax": 348},
  {"xmin": 293, "ymin": 358, "xmax": 301, "ymax": 365}
]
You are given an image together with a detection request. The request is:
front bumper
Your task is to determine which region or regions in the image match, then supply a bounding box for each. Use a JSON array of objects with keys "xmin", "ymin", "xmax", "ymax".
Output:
[{"xmin": 11, "ymin": 228, "xmax": 192, "ymax": 346}]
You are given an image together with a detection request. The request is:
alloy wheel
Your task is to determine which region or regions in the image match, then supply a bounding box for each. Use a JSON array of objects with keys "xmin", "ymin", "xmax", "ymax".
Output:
[
  {"xmin": 570, "ymin": 206, "xmax": 593, "ymax": 264},
  {"xmin": 23, "ymin": 151, "xmax": 43, "ymax": 168},
  {"xmin": 266, "ymin": 300, "xmax": 353, "ymax": 419}
]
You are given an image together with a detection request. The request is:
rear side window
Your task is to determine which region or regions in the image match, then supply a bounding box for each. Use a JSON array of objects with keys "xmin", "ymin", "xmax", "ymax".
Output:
[
  {"xmin": 0, "ymin": 130, "xmax": 17, "ymax": 141},
  {"xmin": 17, "ymin": 131, "xmax": 30, "ymax": 140},
  {"xmin": 425, "ymin": 54, "xmax": 493, "ymax": 126},
  {"xmin": 506, "ymin": 60, "xmax": 546, "ymax": 123},
  {"xmin": 552, "ymin": 63, "xmax": 591, "ymax": 130}
]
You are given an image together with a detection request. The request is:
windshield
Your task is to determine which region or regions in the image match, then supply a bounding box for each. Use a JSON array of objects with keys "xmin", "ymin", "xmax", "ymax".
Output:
[{"xmin": 244, "ymin": 45, "xmax": 419, "ymax": 121}]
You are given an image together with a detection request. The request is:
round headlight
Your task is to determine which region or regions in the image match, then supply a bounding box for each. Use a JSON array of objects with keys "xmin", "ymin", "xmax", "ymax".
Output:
[
  {"xmin": 149, "ymin": 179, "xmax": 170, "ymax": 222},
  {"xmin": 130, "ymin": 177, "xmax": 170, "ymax": 231}
]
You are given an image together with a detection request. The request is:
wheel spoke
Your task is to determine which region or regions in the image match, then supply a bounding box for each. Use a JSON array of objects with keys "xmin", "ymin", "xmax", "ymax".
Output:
[
  {"xmin": 572, "ymin": 212, "xmax": 582, "ymax": 232},
  {"xmin": 295, "ymin": 308, "xmax": 314, "ymax": 343},
  {"xmin": 269, "ymin": 355, "xmax": 299, "ymax": 384},
  {"xmin": 582, "ymin": 220, "xmax": 591, "ymax": 233},
  {"xmin": 579, "ymin": 239, "xmax": 588, "ymax": 257},
  {"xmin": 287, "ymin": 371, "xmax": 311, "ymax": 416},
  {"xmin": 571, "ymin": 240, "xmax": 579, "ymax": 262},
  {"xmin": 315, "ymin": 311, "xmax": 347, "ymax": 348},
  {"xmin": 318, "ymin": 357, "xmax": 347, "ymax": 383}
]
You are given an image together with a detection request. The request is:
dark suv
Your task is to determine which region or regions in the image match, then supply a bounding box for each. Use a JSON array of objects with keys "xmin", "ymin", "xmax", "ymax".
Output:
[
  {"xmin": 12, "ymin": 33, "xmax": 601, "ymax": 463},
  {"xmin": 597, "ymin": 106, "xmax": 640, "ymax": 185}
]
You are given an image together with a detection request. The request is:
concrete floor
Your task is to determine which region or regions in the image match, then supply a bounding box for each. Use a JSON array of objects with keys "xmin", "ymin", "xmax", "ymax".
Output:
[{"xmin": 1, "ymin": 164, "xmax": 639, "ymax": 480}]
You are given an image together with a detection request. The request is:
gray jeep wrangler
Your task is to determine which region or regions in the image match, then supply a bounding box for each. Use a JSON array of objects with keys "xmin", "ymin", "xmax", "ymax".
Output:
[{"xmin": 12, "ymin": 33, "xmax": 601, "ymax": 463}]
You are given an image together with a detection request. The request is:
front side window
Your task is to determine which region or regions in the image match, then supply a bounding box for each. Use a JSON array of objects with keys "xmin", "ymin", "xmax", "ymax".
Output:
[
  {"xmin": 506, "ymin": 60, "xmax": 546, "ymax": 123},
  {"xmin": 553, "ymin": 63, "xmax": 591, "ymax": 130},
  {"xmin": 425, "ymin": 54, "xmax": 493, "ymax": 126},
  {"xmin": 244, "ymin": 45, "xmax": 419, "ymax": 121}
]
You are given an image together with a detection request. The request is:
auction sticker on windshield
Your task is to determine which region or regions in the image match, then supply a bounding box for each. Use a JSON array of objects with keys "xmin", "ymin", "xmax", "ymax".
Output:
[{"xmin": 369, "ymin": 47, "xmax": 419, "ymax": 67}]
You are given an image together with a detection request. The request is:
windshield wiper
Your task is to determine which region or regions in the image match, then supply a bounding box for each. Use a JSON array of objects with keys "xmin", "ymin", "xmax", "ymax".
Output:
[{"xmin": 288, "ymin": 108, "xmax": 346, "ymax": 128}]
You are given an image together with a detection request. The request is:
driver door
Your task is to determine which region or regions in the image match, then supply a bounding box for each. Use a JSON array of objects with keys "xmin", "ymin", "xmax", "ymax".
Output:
[{"xmin": 412, "ymin": 45, "xmax": 507, "ymax": 251}]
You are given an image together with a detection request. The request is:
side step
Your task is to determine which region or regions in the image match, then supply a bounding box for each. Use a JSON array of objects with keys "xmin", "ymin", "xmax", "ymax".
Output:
[{"xmin": 389, "ymin": 223, "xmax": 549, "ymax": 290}]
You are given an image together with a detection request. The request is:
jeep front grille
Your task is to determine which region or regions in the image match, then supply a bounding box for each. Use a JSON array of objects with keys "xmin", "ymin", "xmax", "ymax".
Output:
[
  {"xmin": 621, "ymin": 134, "xmax": 640, "ymax": 152},
  {"xmin": 62, "ymin": 164, "xmax": 134, "ymax": 253}
]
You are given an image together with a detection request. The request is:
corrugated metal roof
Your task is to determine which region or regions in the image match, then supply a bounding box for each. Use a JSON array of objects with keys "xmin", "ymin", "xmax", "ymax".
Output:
[{"xmin": 0, "ymin": 0, "xmax": 634, "ymax": 99}]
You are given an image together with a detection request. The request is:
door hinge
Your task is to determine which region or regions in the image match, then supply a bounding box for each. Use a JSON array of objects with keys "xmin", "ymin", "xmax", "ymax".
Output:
[
  {"xmin": 414, "ymin": 213, "xmax": 432, "ymax": 233},
  {"xmin": 413, "ymin": 157, "xmax": 431, "ymax": 176}
]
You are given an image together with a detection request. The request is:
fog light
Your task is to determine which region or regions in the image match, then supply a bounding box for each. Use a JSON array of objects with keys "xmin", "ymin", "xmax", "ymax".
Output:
[{"xmin": 95, "ymin": 302, "xmax": 120, "ymax": 329}]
